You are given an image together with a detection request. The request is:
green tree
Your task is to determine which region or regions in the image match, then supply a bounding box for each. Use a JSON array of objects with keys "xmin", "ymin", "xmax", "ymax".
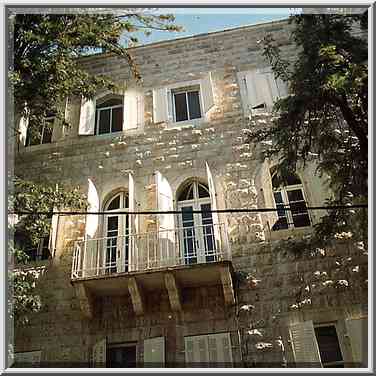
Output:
[
  {"xmin": 9, "ymin": 9, "xmax": 181, "ymax": 324},
  {"xmin": 250, "ymin": 13, "xmax": 368, "ymax": 243}
]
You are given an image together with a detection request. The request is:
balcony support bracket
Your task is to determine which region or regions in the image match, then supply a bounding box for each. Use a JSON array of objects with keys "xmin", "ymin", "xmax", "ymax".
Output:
[
  {"xmin": 128, "ymin": 277, "xmax": 144, "ymax": 316},
  {"xmin": 220, "ymin": 265, "xmax": 235, "ymax": 306},
  {"xmin": 164, "ymin": 272, "xmax": 182, "ymax": 312},
  {"xmin": 74, "ymin": 283, "xmax": 94, "ymax": 320}
]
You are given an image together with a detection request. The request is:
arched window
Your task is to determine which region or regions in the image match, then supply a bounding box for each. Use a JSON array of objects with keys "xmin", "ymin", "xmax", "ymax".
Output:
[
  {"xmin": 103, "ymin": 191, "xmax": 129, "ymax": 273},
  {"xmin": 271, "ymin": 172, "xmax": 311, "ymax": 231},
  {"xmin": 177, "ymin": 179, "xmax": 216, "ymax": 264},
  {"xmin": 95, "ymin": 95, "xmax": 123, "ymax": 135}
]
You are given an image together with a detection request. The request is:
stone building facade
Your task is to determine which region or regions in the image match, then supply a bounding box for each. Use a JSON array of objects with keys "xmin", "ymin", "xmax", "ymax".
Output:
[{"xmin": 13, "ymin": 19, "xmax": 368, "ymax": 368}]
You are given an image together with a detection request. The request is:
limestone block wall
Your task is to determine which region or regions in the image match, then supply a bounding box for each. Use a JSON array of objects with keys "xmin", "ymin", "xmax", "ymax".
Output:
[{"xmin": 13, "ymin": 19, "xmax": 368, "ymax": 367}]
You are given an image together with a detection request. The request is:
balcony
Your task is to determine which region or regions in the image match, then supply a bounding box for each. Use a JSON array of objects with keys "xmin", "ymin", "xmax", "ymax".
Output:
[{"xmin": 70, "ymin": 223, "xmax": 234, "ymax": 318}]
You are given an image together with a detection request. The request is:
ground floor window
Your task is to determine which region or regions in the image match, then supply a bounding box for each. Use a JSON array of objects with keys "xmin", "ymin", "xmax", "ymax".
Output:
[
  {"xmin": 314, "ymin": 325, "xmax": 344, "ymax": 368},
  {"xmin": 106, "ymin": 343, "xmax": 137, "ymax": 368}
]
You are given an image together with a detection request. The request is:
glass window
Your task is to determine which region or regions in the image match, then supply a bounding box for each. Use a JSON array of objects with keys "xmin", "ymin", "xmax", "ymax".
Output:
[
  {"xmin": 25, "ymin": 117, "xmax": 54, "ymax": 146},
  {"xmin": 271, "ymin": 171, "xmax": 311, "ymax": 231},
  {"xmin": 173, "ymin": 87, "xmax": 202, "ymax": 122},
  {"xmin": 314, "ymin": 325, "xmax": 344, "ymax": 367},
  {"xmin": 95, "ymin": 97, "xmax": 123, "ymax": 135}
]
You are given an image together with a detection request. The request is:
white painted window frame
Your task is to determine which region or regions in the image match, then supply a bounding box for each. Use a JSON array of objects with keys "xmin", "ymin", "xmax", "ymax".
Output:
[
  {"xmin": 168, "ymin": 79, "xmax": 204, "ymax": 128},
  {"xmin": 273, "ymin": 183, "xmax": 311, "ymax": 230},
  {"xmin": 103, "ymin": 192, "xmax": 129, "ymax": 274},
  {"xmin": 95, "ymin": 103, "xmax": 123, "ymax": 136},
  {"xmin": 25, "ymin": 116, "xmax": 54, "ymax": 147},
  {"xmin": 172, "ymin": 86, "xmax": 203, "ymax": 123},
  {"xmin": 314, "ymin": 322, "xmax": 345, "ymax": 368}
]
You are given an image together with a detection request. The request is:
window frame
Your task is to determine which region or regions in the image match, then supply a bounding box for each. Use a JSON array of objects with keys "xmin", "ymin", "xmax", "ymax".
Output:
[
  {"xmin": 106, "ymin": 342, "xmax": 138, "ymax": 368},
  {"xmin": 95, "ymin": 103, "xmax": 123, "ymax": 136},
  {"xmin": 172, "ymin": 85, "xmax": 203, "ymax": 123},
  {"xmin": 314, "ymin": 323, "xmax": 345, "ymax": 368},
  {"xmin": 272, "ymin": 182, "xmax": 311, "ymax": 231},
  {"xmin": 25, "ymin": 116, "xmax": 54, "ymax": 147}
]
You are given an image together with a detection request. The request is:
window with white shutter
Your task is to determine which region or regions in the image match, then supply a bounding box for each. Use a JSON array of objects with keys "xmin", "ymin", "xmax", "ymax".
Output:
[
  {"xmin": 144, "ymin": 337, "xmax": 165, "ymax": 367},
  {"xmin": 92, "ymin": 338, "xmax": 106, "ymax": 367},
  {"xmin": 237, "ymin": 68, "xmax": 288, "ymax": 117},
  {"xmin": 79, "ymin": 97, "xmax": 96, "ymax": 135},
  {"xmin": 152, "ymin": 73, "xmax": 215, "ymax": 126},
  {"xmin": 184, "ymin": 332, "xmax": 232, "ymax": 366},
  {"xmin": 289, "ymin": 321, "xmax": 322, "ymax": 367},
  {"xmin": 314, "ymin": 325, "xmax": 344, "ymax": 368}
]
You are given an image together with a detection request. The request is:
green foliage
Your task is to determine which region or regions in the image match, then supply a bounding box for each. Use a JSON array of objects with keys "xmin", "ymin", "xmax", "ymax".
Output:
[
  {"xmin": 250, "ymin": 14, "xmax": 368, "ymax": 241},
  {"xmin": 9, "ymin": 178, "xmax": 86, "ymax": 325},
  {"xmin": 11, "ymin": 177, "xmax": 86, "ymax": 246}
]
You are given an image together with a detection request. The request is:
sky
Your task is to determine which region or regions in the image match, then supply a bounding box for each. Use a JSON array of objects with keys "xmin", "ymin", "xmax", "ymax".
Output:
[{"xmin": 128, "ymin": 8, "xmax": 298, "ymax": 46}]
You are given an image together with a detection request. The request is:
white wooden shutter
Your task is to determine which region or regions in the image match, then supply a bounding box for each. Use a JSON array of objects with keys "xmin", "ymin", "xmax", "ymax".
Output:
[
  {"xmin": 92, "ymin": 338, "xmax": 106, "ymax": 367},
  {"xmin": 276, "ymin": 77, "xmax": 288, "ymax": 98},
  {"xmin": 185, "ymin": 338, "xmax": 195, "ymax": 364},
  {"xmin": 156, "ymin": 171, "xmax": 174, "ymax": 231},
  {"xmin": 14, "ymin": 351, "xmax": 41, "ymax": 366},
  {"xmin": 184, "ymin": 335, "xmax": 209, "ymax": 364},
  {"xmin": 208, "ymin": 336, "xmax": 218, "ymax": 363},
  {"xmin": 206, "ymin": 162, "xmax": 221, "ymax": 252},
  {"xmin": 128, "ymin": 172, "xmax": 138, "ymax": 271},
  {"xmin": 123, "ymin": 92, "xmax": 143, "ymax": 130},
  {"xmin": 85, "ymin": 178, "xmax": 99, "ymax": 238},
  {"xmin": 266, "ymin": 72, "xmax": 280, "ymax": 103},
  {"xmin": 83, "ymin": 179, "xmax": 99, "ymax": 277},
  {"xmin": 18, "ymin": 113, "xmax": 29, "ymax": 146},
  {"xmin": 289, "ymin": 321, "xmax": 322, "ymax": 367},
  {"xmin": 201, "ymin": 72, "xmax": 215, "ymax": 113},
  {"xmin": 144, "ymin": 336, "xmax": 165, "ymax": 366},
  {"xmin": 153, "ymin": 88, "xmax": 169, "ymax": 123},
  {"xmin": 185, "ymin": 333, "xmax": 232, "ymax": 365},
  {"xmin": 48, "ymin": 212, "xmax": 59, "ymax": 257},
  {"xmin": 346, "ymin": 317, "xmax": 368, "ymax": 366},
  {"xmin": 209, "ymin": 333, "xmax": 233, "ymax": 365},
  {"xmin": 79, "ymin": 97, "xmax": 96, "ymax": 135},
  {"xmin": 262, "ymin": 163, "xmax": 279, "ymax": 229},
  {"xmin": 156, "ymin": 171, "xmax": 175, "ymax": 265},
  {"xmin": 245, "ymin": 70, "xmax": 266, "ymax": 109}
]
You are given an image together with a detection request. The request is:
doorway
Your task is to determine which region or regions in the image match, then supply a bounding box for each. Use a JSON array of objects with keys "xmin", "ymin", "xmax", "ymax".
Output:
[
  {"xmin": 177, "ymin": 180, "xmax": 216, "ymax": 264},
  {"xmin": 107, "ymin": 343, "xmax": 137, "ymax": 367},
  {"xmin": 103, "ymin": 192, "xmax": 129, "ymax": 273}
]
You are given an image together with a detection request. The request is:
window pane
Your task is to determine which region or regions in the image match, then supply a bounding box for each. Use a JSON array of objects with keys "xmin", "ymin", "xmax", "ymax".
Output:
[
  {"xmin": 292, "ymin": 213, "xmax": 311, "ymax": 227},
  {"xmin": 314, "ymin": 326, "xmax": 343, "ymax": 366},
  {"xmin": 41, "ymin": 124, "xmax": 53, "ymax": 144},
  {"xmin": 198, "ymin": 183, "xmax": 210, "ymax": 198},
  {"xmin": 178, "ymin": 183, "xmax": 194, "ymax": 201},
  {"xmin": 287, "ymin": 189, "xmax": 304, "ymax": 202},
  {"xmin": 272, "ymin": 217, "xmax": 289, "ymax": 231},
  {"xmin": 112, "ymin": 107, "xmax": 123, "ymax": 132},
  {"xmin": 188, "ymin": 91, "xmax": 201, "ymax": 119},
  {"xmin": 107, "ymin": 216, "xmax": 118, "ymax": 232},
  {"xmin": 273, "ymin": 191, "xmax": 284, "ymax": 204},
  {"xmin": 98, "ymin": 109, "xmax": 111, "ymax": 134},
  {"xmin": 174, "ymin": 93, "xmax": 188, "ymax": 122},
  {"xmin": 26, "ymin": 124, "xmax": 43, "ymax": 146},
  {"xmin": 107, "ymin": 195, "xmax": 120, "ymax": 210}
]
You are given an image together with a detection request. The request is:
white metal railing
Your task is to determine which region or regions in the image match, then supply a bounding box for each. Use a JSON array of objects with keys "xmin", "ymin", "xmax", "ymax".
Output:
[{"xmin": 71, "ymin": 223, "xmax": 230, "ymax": 280}]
